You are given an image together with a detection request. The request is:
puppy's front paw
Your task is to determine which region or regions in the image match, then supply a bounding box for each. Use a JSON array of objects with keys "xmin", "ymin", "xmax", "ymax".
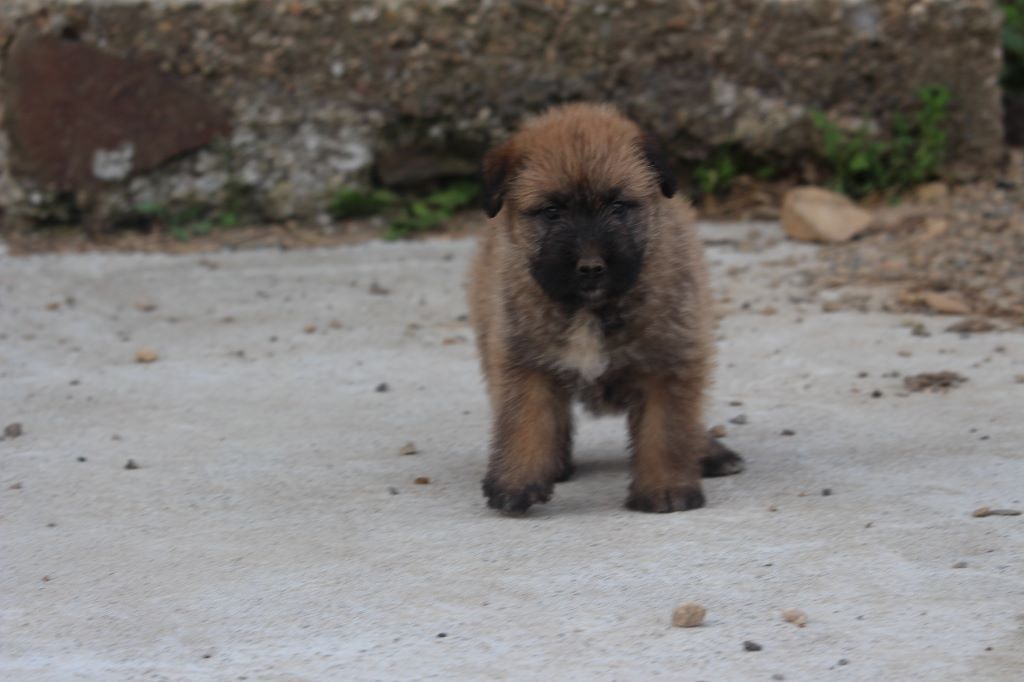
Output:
[
  {"xmin": 626, "ymin": 483, "xmax": 705, "ymax": 513},
  {"xmin": 482, "ymin": 478, "xmax": 553, "ymax": 515}
]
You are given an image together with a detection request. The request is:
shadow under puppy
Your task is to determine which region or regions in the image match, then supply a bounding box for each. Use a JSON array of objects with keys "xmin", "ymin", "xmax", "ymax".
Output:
[{"xmin": 468, "ymin": 103, "xmax": 744, "ymax": 515}]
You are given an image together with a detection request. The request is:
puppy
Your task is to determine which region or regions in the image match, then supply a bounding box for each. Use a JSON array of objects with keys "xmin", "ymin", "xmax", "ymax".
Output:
[{"xmin": 467, "ymin": 103, "xmax": 744, "ymax": 514}]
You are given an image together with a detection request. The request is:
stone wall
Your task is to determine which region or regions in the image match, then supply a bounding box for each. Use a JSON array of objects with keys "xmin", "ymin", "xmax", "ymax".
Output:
[{"xmin": 0, "ymin": 0, "xmax": 1006, "ymax": 228}]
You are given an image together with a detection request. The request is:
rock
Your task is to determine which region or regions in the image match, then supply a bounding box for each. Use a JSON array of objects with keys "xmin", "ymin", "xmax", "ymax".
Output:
[
  {"xmin": 134, "ymin": 348, "xmax": 158, "ymax": 363},
  {"xmin": 972, "ymin": 507, "xmax": 1022, "ymax": 517},
  {"xmin": 729, "ymin": 414, "xmax": 748, "ymax": 425},
  {"xmin": 781, "ymin": 187, "xmax": 873, "ymax": 243},
  {"xmin": 945, "ymin": 318, "xmax": 996, "ymax": 334},
  {"xmin": 782, "ymin": 608, "xmax": 808, "ymax": 627},
  {"xmin": 3, "ymin": 422, "xmax": 24, "ymax": 439},
  {"xmin": 709, "ymin": 424, "xmax": 728, "ymax": 438},
  {"xmin": 743, "ymin": 640, "xmax": 763, "ymax": 652},
  {"xmin": 671, "ymin": 602, "xmax": 706, "ymax": 628},
  {"xmin": 913, "ymin": 182, "xmax": 950, "ymax": 204},
  {"xmin": 399, "ymin": 442, "xmax": 418, "ymax": 456},
  {"xmin": 0, "ymin": 0, "xmax": 1006, "ymax": 226},
  {"xmin": 375, "ymin": 150, "xmax": 477, "ymax": 188},
  {"xmin": 919, "ymin": 291, "xmax": 971, "ymax": 315},
  {"xmin": 6, "ymin": 35, "xmax": 229, "ymax": 189},
  {"xmin": 918, "ymin": 217, "xmax": 949, "ymax": 241}
]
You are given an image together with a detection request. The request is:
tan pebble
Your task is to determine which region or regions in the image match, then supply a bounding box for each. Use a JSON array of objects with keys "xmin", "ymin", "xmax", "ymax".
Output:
[
  {"xmin": 303, "ymin": 324, "xmax": 318, "ymax": 334},
  {"xmin": 399, "ymin": 442, "xmax": 418, "ymax": 456},
  {"xmin": 782, "ymin": 608, "xmax": 808, "ymax": 627},
  {"xmin": 709, "ymin": 424, "xmax": 728, "ymax": 438},
  {"xmin": 671, "ymin": 602, "xmax": 706, "ymax": 628},
  {"xmin": 135, "ymin": 348, "xmax": 158, "ymax": 363},
  {"xmin": 414, "ymin": 476, "xmax": 430, "ymax": 485}
]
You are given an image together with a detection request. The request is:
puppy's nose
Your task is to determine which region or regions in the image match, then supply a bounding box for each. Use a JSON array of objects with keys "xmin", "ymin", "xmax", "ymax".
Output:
[{"xmin": 576, "ymin": 255, "xmax": 606, "ymax": 276}]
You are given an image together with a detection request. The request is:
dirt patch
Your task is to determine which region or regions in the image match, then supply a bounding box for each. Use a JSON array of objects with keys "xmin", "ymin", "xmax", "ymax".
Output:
[
  {"xmin": 903, "ymin": 372, "xmax": 968, "ymax": 393},
  {"xmin": 806, "ymin": 169, "xmax": 1024, "ymax": 326}
]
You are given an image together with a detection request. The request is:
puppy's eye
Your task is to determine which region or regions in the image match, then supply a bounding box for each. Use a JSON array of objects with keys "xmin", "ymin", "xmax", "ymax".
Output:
[
  {"xmin": 610, "ymin": 201, "xmax": 630, "ymax": 216},
  {"xmin": 542, "ymin": 206, "xmax": 561, "ymax": 221}
]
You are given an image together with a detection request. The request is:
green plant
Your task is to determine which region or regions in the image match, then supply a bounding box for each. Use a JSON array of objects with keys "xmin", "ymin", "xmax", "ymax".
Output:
[
  {"xmin": 810, "ymin": 85, "xmax": 951, "ymax": 198},
  {"xmin": 385, "ymin": 181, "xmax": 479, "ymax": 240},
  {"xmin": 687, "ymin": 144, "xmax": 785, "ymax": 199},
  {"xmin": 129, "ymin": 197, "xmax": 248, "ymax": 241},
  {"xmin": 694, "ymin": 146, "xmax": 740, "ymax": 197},
  {"xmin": 327, "ymin": 188, "xmax": 399, "ymax": 220},
  {"xmin": 1003, "ymin": 1, "xmax": 1024, "ymax": 92}
]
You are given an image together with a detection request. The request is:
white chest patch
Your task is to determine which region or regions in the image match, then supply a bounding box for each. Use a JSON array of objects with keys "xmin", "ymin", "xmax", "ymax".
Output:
[{"xmin": 555, "ymin": 313, "xmax": 609, "ymax": 381}]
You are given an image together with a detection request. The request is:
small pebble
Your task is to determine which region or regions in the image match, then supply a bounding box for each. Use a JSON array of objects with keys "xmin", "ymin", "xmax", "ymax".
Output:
[
  {"xmin": 135, "ymin": 348, "xmax": 158, "ymax": 363},
  {"xmin": 436, "ymin": 632, "xmax": 447, "ymax": 638},
  {"xmin": 729, "ymin": 414, "xmax": 749, "ymax": 425},
  {"xmin": 399, "ymin": 442, "xmax": 418, "ymax": 456},
  {"xmin": 376, "ymin": 382, "xmax": 390, "ymax": 393},
  {"xmin": 4, "ymin": 422, "xmax": 23, "ymax": 439},
  {"xmin": 780, "ymin": 429, "xmax": 795, "ymax": 436},
  {"xmin": 414, "ymin": 476, "xmax": 430, "ymax": 485},
  {"xmin": 387, "ymin": 486, "xmax": 400, "ymax": 495},
  {"xmin": 709, "ymin": 424, "xmax": 727, "ymax": 438},
  {"xmin": 772, "ymin": 675, "xmax": 785, "ymax": 681},
  {"xmin": 124, "ymin": 459, "xmax": 140, "ymax": 470},
  {"xmin": 77, "ymin": 456, "xmax": 87, "ymax": 462},
  {"xmin": 821, "ymin": 488, "xmax": 832, "ymax": 496},
  {"xmin": 972, "ymin": 506, "xmax": 1022, "ymax": 517},
  {"xmin": 671, "ymin": 602, "xmax": 706, "ymax": 628},
  {"xmin": 952, "ymin": 561, "xmax": 968, "ymax": 569},
  {"xmin": 871, "ymin": 390, "xmax": 883, "ymax": 398},
  {"xmin": 303, "ymin": 324, "xmax": 318, "ymax": 334},
  {"xmin": 743, "ymin": 640, "xmax": 762, "ymax": 652},
  {"xmin": 782, "ymin": 608, "xmax": 808, "ymax": 627},
  {"xmin": 837, "ymin": 659, "xmax": 849, "ymax": 666}
]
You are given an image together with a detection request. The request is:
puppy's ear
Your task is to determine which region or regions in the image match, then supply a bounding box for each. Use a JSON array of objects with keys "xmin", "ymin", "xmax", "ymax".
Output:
[
  {"xmin": 639, "ymin": 133, "xmax": 677, "ymax": 198},
  {"xmin": 481, "ymin": 140, "xmax": 519, "ymax": 218}
]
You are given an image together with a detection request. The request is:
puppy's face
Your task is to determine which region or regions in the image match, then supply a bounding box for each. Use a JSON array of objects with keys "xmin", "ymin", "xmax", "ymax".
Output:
[
  {"xmin": 522, "ymin": 184, "xmax": 647, "ymax": 308},
  {"xmin": 482, "ymin": 104, "xmax": 676, "ymax": 310}
]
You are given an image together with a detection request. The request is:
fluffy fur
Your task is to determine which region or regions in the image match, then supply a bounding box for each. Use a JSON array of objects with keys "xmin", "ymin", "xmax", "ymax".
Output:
[{"xmin": 468, "ymin": 103, "xmax": 743, "ymax": 514}]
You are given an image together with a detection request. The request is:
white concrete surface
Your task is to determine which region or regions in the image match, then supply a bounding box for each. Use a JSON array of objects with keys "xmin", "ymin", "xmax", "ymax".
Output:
[{"xmin": 1, "ymin": 224, "xmax": 1022, "ymax": 681}]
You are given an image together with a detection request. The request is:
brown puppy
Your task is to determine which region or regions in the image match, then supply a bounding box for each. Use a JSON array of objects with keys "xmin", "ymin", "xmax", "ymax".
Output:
[{"xmin": 468, "ymin": 103, "xmax": 744, "ymax": 514}]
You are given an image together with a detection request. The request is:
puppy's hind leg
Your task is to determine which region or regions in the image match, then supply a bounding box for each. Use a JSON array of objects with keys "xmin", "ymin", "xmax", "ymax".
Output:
[
  {"xmin": 701, "ymin": 436, "xmax": 745, "ymax": 477},
  {"xmin": 483, "ymin": 368, "xmax": 572, "ymax": 514}
]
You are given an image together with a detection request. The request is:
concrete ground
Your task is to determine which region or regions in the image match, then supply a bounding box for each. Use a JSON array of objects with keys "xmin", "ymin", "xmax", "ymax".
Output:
[{"xmin": 1, "ymin": 223, "xmax": 1022, "ymax": 681}]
